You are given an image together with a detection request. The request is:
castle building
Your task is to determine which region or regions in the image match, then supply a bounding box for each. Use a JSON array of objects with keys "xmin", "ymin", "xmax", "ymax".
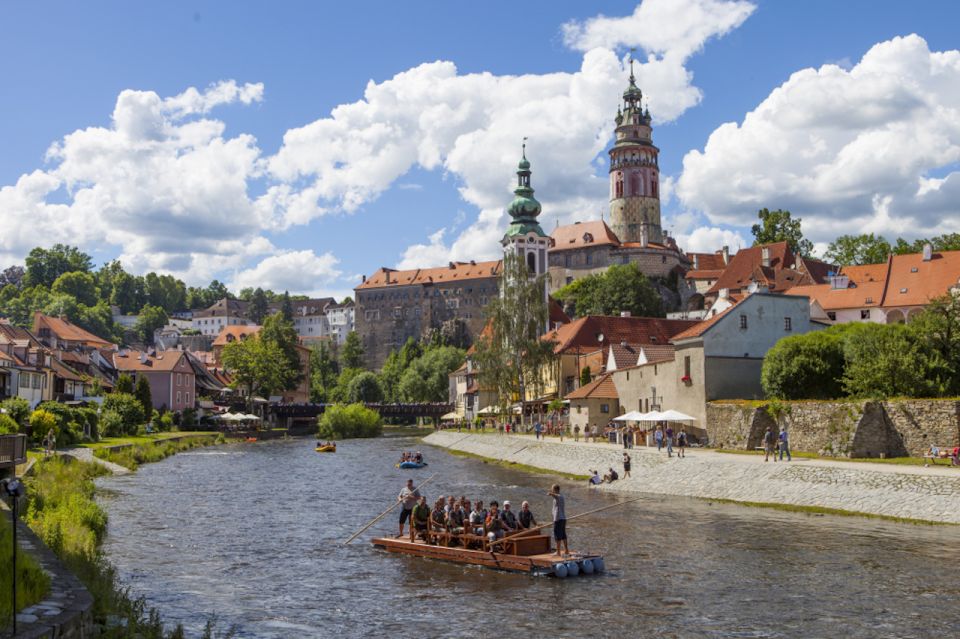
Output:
[{"xmin": 547, "ymin": 66, "xmax": 689, "ymax": 298}]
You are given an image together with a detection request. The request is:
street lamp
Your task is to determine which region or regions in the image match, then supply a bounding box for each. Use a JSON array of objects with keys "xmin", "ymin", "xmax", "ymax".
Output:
[{"xmin": 1, "ymin": 477, "xmax": 26, "ymax": 636}]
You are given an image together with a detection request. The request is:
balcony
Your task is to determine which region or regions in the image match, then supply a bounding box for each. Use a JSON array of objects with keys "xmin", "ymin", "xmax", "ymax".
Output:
[{"xmin": 0, "ymin": 433, "xmax": 28, "ymax": 470}]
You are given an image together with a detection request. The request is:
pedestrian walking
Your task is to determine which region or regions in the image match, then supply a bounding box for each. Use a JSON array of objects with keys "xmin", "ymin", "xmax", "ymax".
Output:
[
  {"xmin": 655, "ymin": 426, "xmax": 664, "ymax": 452},
  {"xmin": 574, "ymin": 425, "xmax": 580, "ymax": 442},
  {"xmin": 534, "ymin": 421, "xmax": 542, "ymax": 440},
  {"xmin": 622, "ymin": 452, "xmax": 631, "ymax": 478},
  {"xmin": 677, "ymin": 428, "xmax": 687, "ymax": 458},
  {"xmin": 778, "ymin": 427, "xmax": 791, "ymax": 462},
  {"xmin": 763, "ymin": 426, "xmax": 776, "ymax": 462},
  {"xmin": 665, "ymin": 425, "xmax": 674, "ymax": 458}
]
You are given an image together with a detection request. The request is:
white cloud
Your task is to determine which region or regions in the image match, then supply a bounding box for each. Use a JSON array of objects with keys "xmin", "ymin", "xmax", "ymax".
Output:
[
  {"xmin": 676, "ymin": 226, "xmax": 747, "ymax": 254},
  {"xmin": 676, "ymin": 34, "xmax": 960, "ymax": 243},
  {"xmin": 229, "ymin": 250, "xmax": 343, "ymax": 297}
]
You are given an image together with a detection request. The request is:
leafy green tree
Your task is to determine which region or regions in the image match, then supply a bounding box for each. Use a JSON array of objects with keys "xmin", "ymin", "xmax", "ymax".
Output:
[
  {"xmin": 115, "ymin": 373, "xmax": 134, "ymax": 394},
  {"xmin": 580, "ymin": 365, "xmax": 592, "ymax": 387},
  {"xmin": 340, "ymin": 331, "xmax": 365, "ymax": 370},
  {"xmin": 472, "ymin": 253, "xmax": 556, "ymax": 425},
  {"xmin": 248, "ymin": 287, "xmax": 269, "ymax": 324},
  {"xmin": 24, "ymin": 244, "xmax": 93, "ymax": 288},
  {"xmin": 750, "ymin": 208, "xmax": 814, "ymax": 257},
  {"xmin": 761, "ymin": 329, "xmax": 846, "ymax": 399},
  {"xmin": 29, "ymin": 409, "xmax": 58, "ymax": 445},
  {"xmin": 73, "ymin": 301, "xmax": 121, "ymax": 344},
  {"xmin": 280, "ymin": 291, "xmax": 294, "ymax": 321},
  {"xmin": 110, "ymin": 271, "xmax": 146, "ymax": 314},
  {"xmin": 134, "ymin": 304, "xmax": 168, "ymax": 345},
  {"xmin": 893, "ymin": 233, "xmax": 960, "ymax": 255},
  {"xmin": 347, "ymin": 371, "xmax": 384, "ymax": 403},
  {"xmin": 317, "ymin": 403, "xmax": 382, "ymax": 439},
  {"xmin": 823, "ymin": 234, "xmax": 891, "ymax": 266},
  {"xmin": 103, "ymin": 393, "xmax": 146, "ymax": 433},
  {"xmin": 310, "ymin": 341, "xmax": 339, "ymax": 403},
  {"xmin": 206, "ymin": 280, "xmax": 230, "ymax": 303},
  {"xmin": 554, "ymin": 263, "xmax": 662, "ymax": 318},
  {"xmin": 398, "ymin": 345, "xmax": 465, "ymax": 402},
  {"xmin": 134, "ymin": 375, "xmax": 154, "ymax": 417},
  {"xmin": 379, "ymin": 338, "xmax": 422, "ymax": 402},
  {"xmin": 221, "ymin": 335, "xmax": 289, "ymax": 404},
  {"xmin": 50, "ymin": 271, "xmax": 98, "ymax": 307},
  {"xmin": 329, "ymin": 367, "xmax": 363, "ymax": 404},
  {"xmin": 907, "ymin": 294, "xmax": 960, "ymax": 395},
  {"xmin": 842, "ymin": 323, "xmax": 947, "ymax": 398},
  {"xmin": 261, "ymin": 312, "xmax": 302, "ymax": 391},
  {"xmin": 0, "ymin": 397, "xmax": 31, "ymax": 426}
]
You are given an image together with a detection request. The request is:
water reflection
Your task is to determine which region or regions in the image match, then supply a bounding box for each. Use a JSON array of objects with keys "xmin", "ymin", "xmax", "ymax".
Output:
[{"xmin": 97, "ymin": 438, "xmax": 960, "ymax": 638}]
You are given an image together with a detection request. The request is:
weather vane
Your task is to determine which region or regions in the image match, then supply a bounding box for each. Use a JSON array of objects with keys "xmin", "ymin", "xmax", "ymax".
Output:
[{"xmin": 522, "ymin": 136, "xmax": 528, "ymax": 158}]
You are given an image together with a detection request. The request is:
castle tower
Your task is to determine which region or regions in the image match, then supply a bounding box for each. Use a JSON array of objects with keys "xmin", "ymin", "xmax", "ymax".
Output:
[
  {"xmin": 608, "ymin": 61, "xmax": 663, "ymax": 246},
  {"xmin": 501, "ymin": 142, "xmax": 551, "ymax": 327}
]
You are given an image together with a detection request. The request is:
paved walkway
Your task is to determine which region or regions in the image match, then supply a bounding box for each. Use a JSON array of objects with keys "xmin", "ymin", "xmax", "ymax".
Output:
[
  {"xmin": 59, "ymin": 446, "xmax": 131, "ymax": 475},
  {"xmin": 425, "ymin": 431, "xmax": 960, "ymax": 524}
]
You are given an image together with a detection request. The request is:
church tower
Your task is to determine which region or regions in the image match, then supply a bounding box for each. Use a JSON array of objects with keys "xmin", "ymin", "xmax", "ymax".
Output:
[
  {"xmin": 608, "ymin": 61, "xmax": 663, "ymax": 246},
  {"xmin": 501, "ymin": 143, "xmax": 551, "ymax": 326}
]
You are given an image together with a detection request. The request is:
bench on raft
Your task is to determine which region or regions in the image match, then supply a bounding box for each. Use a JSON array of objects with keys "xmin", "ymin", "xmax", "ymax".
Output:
[
  {"xmin": 922, "ymin": 447, "xmax": 960, "ymax": 467},
  {"xmin": 413, "ymin": 528, "xmax": 552, "ymax": 555}
]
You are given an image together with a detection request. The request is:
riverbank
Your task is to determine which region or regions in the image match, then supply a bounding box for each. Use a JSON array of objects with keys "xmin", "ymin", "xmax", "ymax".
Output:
[{"xmin": 424, "ymin": 431, "xmax": 960, "ymax": 524}]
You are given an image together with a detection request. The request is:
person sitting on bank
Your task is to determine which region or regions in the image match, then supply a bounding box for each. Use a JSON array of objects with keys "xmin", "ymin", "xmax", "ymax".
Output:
[
  {"xmin": 485, "ymin": 501, "xmax": 505, "ymax": 542},
  {"xmin": 588, "ymin": 470, "xmax": 602, "ymax": 486},
  {"xmin": 603, "ymin": 467, "xmax": 619, "ymax": 483},
  {"xmin": 518, "ymin": 501, "xmax": 538, "ymax": 530},
  {"xmin": 500, "ymin": 500, "xmax": 519, "ymax": 534},
  {"xmin": 410, "ymin": 495, "xmax": 432, "ymax": 543}
]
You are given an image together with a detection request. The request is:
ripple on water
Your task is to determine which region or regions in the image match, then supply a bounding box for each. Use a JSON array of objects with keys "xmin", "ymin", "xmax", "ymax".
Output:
[{"xmin": 96, "ymin": 437, "xmax": 960, "ymax": 639}]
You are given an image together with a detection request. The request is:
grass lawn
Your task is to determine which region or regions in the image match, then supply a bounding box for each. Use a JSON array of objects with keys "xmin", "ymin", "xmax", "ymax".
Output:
[{"xmin": 75, "ymin": 431, "xmax": 219, "ymax": 451}]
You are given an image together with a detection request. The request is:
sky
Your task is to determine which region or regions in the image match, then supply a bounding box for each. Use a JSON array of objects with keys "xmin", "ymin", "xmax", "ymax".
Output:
[{"xmin": 2, "ymin": 0, "xmax": 960, "ymax": 300}]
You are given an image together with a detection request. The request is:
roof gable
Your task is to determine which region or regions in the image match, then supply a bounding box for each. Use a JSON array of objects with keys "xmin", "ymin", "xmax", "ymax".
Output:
[{"xmin": 550, "ymin": 220, "xmax": 620, "ymax": 252}]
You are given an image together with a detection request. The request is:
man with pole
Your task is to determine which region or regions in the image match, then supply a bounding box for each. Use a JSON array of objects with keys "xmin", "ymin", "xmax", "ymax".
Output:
[
  {"xmin": 396, "ymin": 478, "xmax": 420, "ymax": 538},
  {"xmin": 548, "ymin": 483, "xmax": 569, "ymax": 558}
]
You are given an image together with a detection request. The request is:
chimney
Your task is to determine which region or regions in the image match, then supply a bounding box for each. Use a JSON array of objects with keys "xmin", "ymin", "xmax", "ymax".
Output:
[
  {"xmin": 449, "ymin": 262, "xmax": 456, "ymax": 269},
  {"xmin": 362, "ymin": 275, "xmax": 366, "ymax": 283},
  {"xmin": 722, "ymin": 246, "xmax": 730, "ymax": 265},
  {"xmin": 620, "ymin": 311, "xmax": 631, "ymax": 318},
  {"xmin": 719, "ymin": 288, "xmax": 729, "ymax": 299},
  {"xmin": 384, "ymin": 270, "xmax": 391, "ymax": 284},
  {"xmin": 139, "ymin": 352, "xmax": 148, "ymax": 364},
  {"xmin": 620, "ymin": 340, "xmax": 628, "ymax": 347},
  {"xmin": 923, "ymin": 243, "xmax": 933, "ymax": 262},
  {"xmin": 761, "ymin": 246, "xmax": 771, "ymax": 268}
]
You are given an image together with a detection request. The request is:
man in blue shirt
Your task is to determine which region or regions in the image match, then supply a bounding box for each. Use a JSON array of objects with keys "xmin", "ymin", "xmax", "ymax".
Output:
[{"xmin": 778, "ymin": 427, "xmax": 791, "ymax": 461}]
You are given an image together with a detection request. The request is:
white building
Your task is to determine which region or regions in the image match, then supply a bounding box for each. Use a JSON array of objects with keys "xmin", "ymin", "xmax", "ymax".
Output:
[
  {"xmin": 191, "ymin": 298, "xmax": 255, "ymax": 337},
  {"xmin": 325, "ymin": 302, "xmax": 355, "ymax": 345}
]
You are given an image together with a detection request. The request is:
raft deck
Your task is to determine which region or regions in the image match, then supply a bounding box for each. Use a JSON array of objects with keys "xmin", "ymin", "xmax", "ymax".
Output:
[{"xmin": 371, "ymin": 533, "xmax": 603, "ymax": 576}]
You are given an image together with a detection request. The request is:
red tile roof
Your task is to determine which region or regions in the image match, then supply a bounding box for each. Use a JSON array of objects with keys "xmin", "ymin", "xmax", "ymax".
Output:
[
  {"xmin": 687, "ymin": 251, "xmax": 728, "ymax": 271},
  {"xmin": 883, "ymin": 250, "xmax": 960, "ymax": 308},
  {"xmin": 357, "ymin": 260, "xmax": 502, "ymax": 290},
  {"xmin": 549, "ymin": 220, "xmax": 620, "ymax": 252},
  {"xmin": 33, "ymin": 312, "xmax": 112, "ymax": 347},
  {"xmin": 706, "ymin": 242, "xmax": 793, "ymax": 294},
  {"xmin": 640, "ymin": 344, "xmax": 676, "ymax": 363},
  {"xmin": 212, "ymin": 325, "xmax": 262, "ymax": 347},
  {"xmin": 543, "ymin": 315, "xmax": 699, "ymax": 354},
  {"xmin": 565, "ymin": 372, "xmax": 619, "ymax": 400},
  {"xmin": 113, "ymin": 349, "xmax": 189, "ymax": 373}
]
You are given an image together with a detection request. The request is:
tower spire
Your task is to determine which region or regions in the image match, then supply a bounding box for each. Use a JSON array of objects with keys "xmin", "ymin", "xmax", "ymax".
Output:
[{"xmin": 629, "ymin": 47, "xmax": 636, "ymax": 84}]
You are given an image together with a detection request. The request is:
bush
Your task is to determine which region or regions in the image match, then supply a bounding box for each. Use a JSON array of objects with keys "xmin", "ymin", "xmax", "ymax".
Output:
[
  {"xmin": 102, "ymin": 392, "xmax": 145, "ymax": 435},
  {"xmin": 762, "ymin": 329, "xmax": 846, "ymax": 399},
  {"xmin": 317, "ymin": 403, "xmax": 382, "ymax": 439},
  {"xmin": 0, "ymin": 396, "xmax": 30, "ymax": 426},
  {"xmin": 0, "ymin": 413, "xmax": 19, "ymax": 434},
  {"xmin": 159, "ymin": 412, "xmax": 174, "ymax": 431},
  {"xmin": 842, "ymin": 323, "xmax": 947, "ymax": 398},
  {"xmin": 99, "ymin": 411, "xmax": 125, "ymax": 438},
  {"xmin": 29, "ymin": 408, "xmax": 58, "ymax": 446},
  {"xmin": 94, "ymin": 435, "xmax": 219, "ymax": 471}
]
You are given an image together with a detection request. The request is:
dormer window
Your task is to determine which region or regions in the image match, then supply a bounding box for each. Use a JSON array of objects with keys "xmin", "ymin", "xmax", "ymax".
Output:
[{"xmin": 583, "ymin": 233, "xmax": 593, "ymax": 243}]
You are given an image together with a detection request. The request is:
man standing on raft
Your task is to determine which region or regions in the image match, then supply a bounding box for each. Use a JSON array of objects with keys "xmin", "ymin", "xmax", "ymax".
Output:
[
  {"xmin": 548, "ymin": 484, "xmax": 569, "ymax": 557},
  {"xmin": 397, "ymin": 478, "xmax": 420, "ymax": 538}
]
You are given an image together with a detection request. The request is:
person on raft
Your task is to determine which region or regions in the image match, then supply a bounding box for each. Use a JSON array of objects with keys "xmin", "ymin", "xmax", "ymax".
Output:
[
  {"xmin": 499, "ymin": 500, "xmax": 519, "ymax": 534},
  {"xmin": 414, "ymin": 451, "xmax": 423, "ymax": 463},
  {"xmin": 548, "ymin": 484, "xmax": 569, "ymax": 558},
  {"xmin": 485, "ymin": 501, "xmax": 505, "ymax": 542},
  {"xmin": 410, "ymin": 495, "xmax": 431, "ymax": 542},
  {"xmin": 397, "ymin": 478, "xmax": 421, "ymax": 538},
  {"xmin": 518, "ymin": 501, "xmax": 538, "ymax": 530}
]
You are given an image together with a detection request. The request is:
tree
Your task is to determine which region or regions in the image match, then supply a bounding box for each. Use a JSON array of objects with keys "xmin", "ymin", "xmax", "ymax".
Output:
[
  {"xmin": 907, "ymin": 294, "xmax": 960, "ymax": 395},
  {"xmin": 317, "ymin": 403, "xmax": 382, "ymax": 439},
  {"xmin": 221, "ymin": 335, "xmax": 289, "ymax": 404},
  {"xmin": 134, "ymin": 304, "xmax": 168, "ymax": 345},
  {"xmin": 261, "ymin": 312, "xmax": 302, "ymax": 391},
  {"xmin": 0, "ymin": 265, "xmax": 25, "ymax": 288},
  {"xmin": 340, "ymin": 331, "xmax": 365, "ymax": 370},
  {"xmin": 398, "ymin": 345, "xmax": 465, "ymax": 402},
  {"xmin": 471, "ymin": 253, "xmax": 556, "ymax": 425},
  {"xmin": 280, "ymin": 291, "xmax": 294, "ymax": 321},
  {"xmin": 750, "ymin": 208, "xmax": 814, "ymax": 257},
  {"xmin": 347, "ymin": 371, "xmax": 384, "ymax": 403},
  {"xmin": 75, "ymin": 301, "xmax": 121, "ymax": 344},
  {"xmin": 842, "ymin": 323, "xmax": 947, "ymax": 398},
  {"xmin": 134, "ymin": 375, "xmax": 154, "ymax": 418},
  {"xmin": 893, "ymin": 233, "xmax": 960, "ymax": 255},
  {"xmin": 102, "ymin": 393, "xmax": 146, "ymax": 435},
  {"xmin": 580, "ymin": 365, "xmax": 592, "ymax": 387},
  {"xmin": 761, "ymin": 329, "xmax": 846, "ymax": 399},
  {"xmin": 206, "ymin": 280, "xmax": 230, "ymax": 302},
  {"xmin": 110, "ymin": 271, "xmax": 146, "ymax": 314},
  {"xmin": 0, "ymin": 397, "xmax": 30, "ymax": 426},
  {"xmin": 310, "ymin": 341, "xmax": 339, "ymax": 403},
  {"xmin": 115, "ymin": 373, "xmax": 134, "ymax": 394},
  {"xmin": 24, "ymin": 244, "xmax": 93, "ymax": 288},
  {"xmin": 29, "ymin": 409, "xmax": 58, "ymax": 445},
  {"xmin": 823, "ymin": 234, "xmax": 891, "ymax": 266},
  {"xmin": 554, "ymin": 263, "xmax": 663, "ymax": 318},
  {"xmin": 379, "ymin": 338, "xmax": 423, "ymax": 402},
  {"xmin": 249, "ymin": 288, "xmax": 269, "ymax": 325}
]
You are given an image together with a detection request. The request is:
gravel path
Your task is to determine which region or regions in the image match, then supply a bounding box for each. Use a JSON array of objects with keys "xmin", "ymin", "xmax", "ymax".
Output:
[
  {"xmin": 425, "ymin": 431, "xmax": 960, "ymax": 524},
  {"xmin": 60, "ymin": 446, "xmax": 131, "ymax": 475}
]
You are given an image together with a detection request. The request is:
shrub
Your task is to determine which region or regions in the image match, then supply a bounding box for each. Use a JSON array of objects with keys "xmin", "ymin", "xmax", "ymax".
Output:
[
  {"xmin": 29, "ymin": 408, "xmax": 58, "ymax": 446},
  {"xmin": 0, "ymin": 396, "xmax": 30, "ymax": 426},
  {"xmin": 317, "ymin": 403, "xmax": 382, "ymax": 439},
  {"xmin": 842, "ymin": 323, "xmax": 947, "ymax": 398},
  {"xmin": 99, "ymin": 411, "xmax": 125, "ymax": 438},
  {"xmin": 94, "ymin": 435, "xmax": 219, "ymax": 470},
  {"xmin": 159, "ymin": 412, "xmax": 174, "ymax": 431},
  {"xmin": 762, "ymin": 329, "xmax": 846, "ymax": 399},
  {"xmin": 102, "ymin": 392, "xmax": 145, "ymax": 435},
  {"xmin": 115, "ymin": 373, "xmax": 134, "ymax": 394},
  {"xmin": 0, "ymin": 413, "xmax": 19, "ymax": 434}
]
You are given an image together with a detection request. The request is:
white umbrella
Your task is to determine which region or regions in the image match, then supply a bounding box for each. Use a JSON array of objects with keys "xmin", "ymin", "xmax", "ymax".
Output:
[
  {"xmin": 441, "ymin": 411, "xmax": 460, "ymax": 420},
  {"xmin": 638, "ymin": 410, "xmax": 666, "ymax": 421},
  {"xmin": 659, "ymin": 409, "xmax": 697, "ymax": 422},
  {"xmin": 613, "ymin": 411, "xmax": 644, "ymax": 421}
]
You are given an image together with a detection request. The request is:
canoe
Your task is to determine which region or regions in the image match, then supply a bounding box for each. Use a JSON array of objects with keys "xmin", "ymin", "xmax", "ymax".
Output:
[
  {"xmin": 316, "ymin": 445, "xmax": 337, "ymax": 453},
  {"xmin": 396, "ymin": 461, "xmax": 427, "ymax": 469},
  {"xmin": 372, "ymin": 534, "xmax": 603, "ymax": 578}
]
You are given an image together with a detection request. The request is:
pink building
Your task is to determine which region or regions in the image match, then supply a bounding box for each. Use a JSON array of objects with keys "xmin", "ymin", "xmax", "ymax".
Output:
[{"xmin": 113, "ymin": 349, "xmax": 195, "ymax": 412}]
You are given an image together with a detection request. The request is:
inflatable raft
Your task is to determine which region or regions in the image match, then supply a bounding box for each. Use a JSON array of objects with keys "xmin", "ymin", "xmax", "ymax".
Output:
[
  {"xmin": 315, "ymin": 444, "xmax": 337, "ymax": 453},
  {"xmin": 396, "ymin": 460, "xmax": 427, "ymax": 469}
]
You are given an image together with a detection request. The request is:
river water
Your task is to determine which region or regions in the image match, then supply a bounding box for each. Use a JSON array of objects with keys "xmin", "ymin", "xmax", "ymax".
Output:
[{"xmin": 96, "ymin": 437, "xmax": 960, "ymax": 638}]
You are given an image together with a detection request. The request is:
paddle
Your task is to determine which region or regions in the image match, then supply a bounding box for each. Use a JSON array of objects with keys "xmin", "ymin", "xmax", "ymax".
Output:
[
  {"xmin": 343, "ymin": 473, "xmax": 437, "ymax": 545},
  {"xmin": 489, "ymin": 495, "xmax": 646, "ymax": 552}
]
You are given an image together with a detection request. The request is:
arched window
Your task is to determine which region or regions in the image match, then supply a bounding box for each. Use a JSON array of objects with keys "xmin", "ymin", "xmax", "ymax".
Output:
[
  {"xmin": 527, "ymin": 252, "xmax": 537, "ymax": 274},
  {"xmin": 615, "ymin": 173, "xmax": 623, "ymax": 198},
  {"xmin": 630, "ymin": 173, "xmax": 641, "ymax": 197},
  {"xmin": 651, "ymin": 176, "xmax": 658, "ymax": 198}
]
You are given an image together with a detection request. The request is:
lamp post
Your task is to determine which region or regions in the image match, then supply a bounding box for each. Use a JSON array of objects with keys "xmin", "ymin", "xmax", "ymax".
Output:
[{"xmin": 2, "ymin": 477, "xmax": 26, "ymax": 636}]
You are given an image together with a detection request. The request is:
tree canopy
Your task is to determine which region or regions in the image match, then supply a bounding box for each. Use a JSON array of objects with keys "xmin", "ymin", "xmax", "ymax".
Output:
[
  {"xmin": 554, "ymin": 262, "xmax": 663, "ymax": 318},
  {"xmin": 340, "ymin": 331, "xmax": 365, "ymax": 370},
  {"xmin": 823, "ymin": 234, "xmax": 891, "ymax": 267},
  {"xmin": 221, "ymin": 335, "xmax": 289, "ymax": 402},
  {"xmin": 750, "ymin": 208, "xmax": 814, "ymax": 257}
]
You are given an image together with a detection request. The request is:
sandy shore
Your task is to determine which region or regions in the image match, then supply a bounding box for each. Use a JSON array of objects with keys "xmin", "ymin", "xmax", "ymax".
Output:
[{"xmin": 424, "ymin": 431, "xmax": 960, "ymax": 524}]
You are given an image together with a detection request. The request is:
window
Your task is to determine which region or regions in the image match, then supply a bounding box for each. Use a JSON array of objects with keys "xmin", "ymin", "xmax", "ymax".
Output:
[
  {"xmin": 176, "ymin": 391, "xmax": 181, "ymax": 404},
  {"xmin": 739, "ymin": 314, "xmax": 748, "ymax": 330},
  {"xmin": 393, "ymin": 308, "xmax": 402, "ymax": 318},
  {"xmin": 564, "ymin": 254, "xmax": 571, "ymax": 268},
  {"xmin": 600, "ymin": 404, "xmax": 610, "ymax": 414},
  {"xmin": 20, "ymin": 373, "xmax": 29, "ymax": 388},
  {"xmin": 827, "ymin": 312, "xmax": 837, "ymax": 321},
  {"xmin": 684, "ymin": 356, "xmax": 691, "ymax": 378},
  {"xmin": 566, "ymin": 277, "xmax": 573, "ymax": 285},
  {"xmin": 861, "ymin": 309, "xmax": 871, "ymax": 320},
  {"xmin": 177, "ymin": 373, "xmax": 182, "ymax": 386},
  {"xmin": 784, "ymin": 317, "xmax": 792, "ymax": 331},
  {"xmin": 185, "ymin": 392, "xmax": 190, "ymax": 405},
  {"xmin": 586, "ymin": 252, "xmax": 593, "ymax": 266},
  {"xmin": 33, "ymin": 374, "xmax": 41, "ymax": 389},
  {"xmin": 576, "ymin": 405, "xmax": 581, "ymax": 414}
]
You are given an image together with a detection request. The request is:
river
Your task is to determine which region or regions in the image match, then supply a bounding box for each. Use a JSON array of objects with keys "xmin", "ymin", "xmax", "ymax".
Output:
[{"xmin": 95, "ymin": 437, "xmax": 960, "ymax": 638}]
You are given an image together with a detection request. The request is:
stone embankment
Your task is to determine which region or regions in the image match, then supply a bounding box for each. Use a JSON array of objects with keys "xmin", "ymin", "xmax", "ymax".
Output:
[{"xmin": 424, "ymin": 431, "xmax": 960, "ymax": 524}]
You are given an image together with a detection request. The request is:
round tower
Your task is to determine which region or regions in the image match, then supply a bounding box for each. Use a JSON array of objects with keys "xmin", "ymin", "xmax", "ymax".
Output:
[{"xmin": 608, "ymin": 61, "xmax": 663, "ymax": 246}]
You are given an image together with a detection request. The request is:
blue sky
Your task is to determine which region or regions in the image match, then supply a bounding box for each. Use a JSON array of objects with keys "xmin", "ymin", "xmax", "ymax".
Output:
[{"xmin": 2, "ymin": 1, "xmax": 959, "ymax": 298}]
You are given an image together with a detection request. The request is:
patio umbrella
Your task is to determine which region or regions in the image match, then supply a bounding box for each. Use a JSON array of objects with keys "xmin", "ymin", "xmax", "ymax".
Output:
[
  {"xmin": 659, "ymin": 409, "xmax": 697, "ymax": 422},
  {"xmin": 440, "ymin": 412, "xmax": 460, "ymax": 420},
  {"xmin": 613, "ymin": 411, "xmax": 645, "ymax": 421},
  {"xmin": 638, "ymin": 410, "xmax": 666, "ymax": 421}
]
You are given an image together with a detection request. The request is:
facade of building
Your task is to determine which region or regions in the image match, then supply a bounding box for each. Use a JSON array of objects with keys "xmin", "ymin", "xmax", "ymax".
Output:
[
  {"xmin": 0, "ymin": 321, "xmax": 52, "ymax": 407},
  {"xmin": 566, "ymin": 373, "xmax": 620, "ymax": 436},
  {"xmin": 191, "ymin": 298, "xmax": 255, "ymax": 337},
  {"xmin": 325, "ymin": 301, "xmax": 355, "ymax": 345},
  {"xmin": 112, "ymin": 349, "xmax": 196, "ymax": 412}
]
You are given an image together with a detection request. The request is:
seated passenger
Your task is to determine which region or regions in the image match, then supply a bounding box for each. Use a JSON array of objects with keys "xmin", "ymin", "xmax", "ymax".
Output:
[
  {"xmin": 410, "ymin": 496, "xmax": 431, "ymax": 543},
  {"xmin": 518, "ymin": 501, "xmax": 537, "ymax": 530},
  {"xmin": 485, "ymin": 501, "xmax": 504, "ymax": 541},
  {"xmin": 431, "ymin": 498, "xmax": 447, "ymax": 541},
  {"xmin": 469, "ymin": 501, "xmax": 486, "ymax": 535},
  {"xmin": 500, "ymin": 501, "xmax": 519, "ymax": 533}
]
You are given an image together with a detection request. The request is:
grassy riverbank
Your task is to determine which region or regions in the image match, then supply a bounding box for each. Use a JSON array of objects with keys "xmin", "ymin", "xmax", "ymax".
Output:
[
  {"xmin": 0, "ymin": 515, "xmax": 50, "ymax": 623},
  {"xmin": 93, "ymin": 434, "xmax": 223, "ymax": 470}
]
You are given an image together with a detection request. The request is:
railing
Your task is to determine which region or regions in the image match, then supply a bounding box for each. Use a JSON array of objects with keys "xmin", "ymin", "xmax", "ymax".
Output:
[{"xmin": 0, "ymin": 433, "xmax": 28, "ymax": 467}]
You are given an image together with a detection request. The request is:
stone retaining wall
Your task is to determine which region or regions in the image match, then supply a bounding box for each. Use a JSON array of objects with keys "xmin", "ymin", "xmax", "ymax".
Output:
[{"xmin": 706, "ymin": 399, "xmax": 960, "ymax": 457}]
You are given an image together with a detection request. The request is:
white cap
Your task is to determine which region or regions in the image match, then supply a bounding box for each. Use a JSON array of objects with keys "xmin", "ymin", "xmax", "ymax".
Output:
[{"xmin": 503, "ymin": 500, "xmax": 511, "ymax": 506}]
